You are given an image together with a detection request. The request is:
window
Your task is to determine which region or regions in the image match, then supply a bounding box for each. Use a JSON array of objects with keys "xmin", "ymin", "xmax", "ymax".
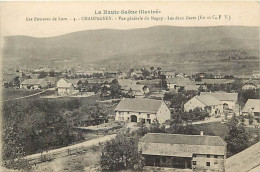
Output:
[
  {"xmin": 139, "ymin": 112, "xmax": 141, "ymax": 115},
  {"xmin": 147, "ymin": 114, "xmax": 150, "ymax": 118},
  {"xmin": 214, "ymin": 155, "xmax": 218, "ymax": 158},
  {"xmin": 214, "ymin": 162, "xmax": 218, "ymax": 164},
  {"xmin": 207, "ymin": 155, "xmax": 210, "ymax": 158},
  {"xmin": 206, "ymin": 162, "xmax": 210, "ymax": 166},
  {"xmin": 193, "ymin": 161, "xmax": 196, "ymax": 165},
  {"xmin": 193, "ymin": 154, "xmax": 197, "ymax": 158},
  {"xmin": 122, "ymin": 117, "xmax": 124, "ymax": 120},
  {"xmin": 127, "ymin": 111, "xmax": 129, "ymax": 114}
]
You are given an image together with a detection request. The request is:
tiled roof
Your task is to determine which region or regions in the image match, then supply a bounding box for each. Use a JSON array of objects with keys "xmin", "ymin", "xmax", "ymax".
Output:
[
  {"xmin": 139, "ymin": 133, "xmax": 226, "ymax": 157},
  {"xmin": 200, "ymin": 92, "xmax": 238, "ymax": 102},
  {"xmin": 115, "ymin": 98, "xmax": 163, "ymax": 113},
  {"xmin": 139, "ymin": 133, "xmax": 226, "ymax": 146},
  {"xmin": 196, "ymin": 95, "xmax": 223, "ymax": 106},
  {"xmin": 57, "ymin": 78, "xmax": 73, "ymax": 88},
  {"xmin": 242, "ymin": 99, "xmax": 260, "ymax": 113},
  {"xmin": 226, "ymin": 142, "xmax": 260, "ymax": 172},
  {"xmin": 243, "ymin": 79, "xmax": 260, "ymax": 87}
]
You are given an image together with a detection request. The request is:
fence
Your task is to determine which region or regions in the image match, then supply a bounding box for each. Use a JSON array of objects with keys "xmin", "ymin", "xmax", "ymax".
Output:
[{"xmin": 25, "ymin": 144, "xmax": 100, "ymax": 165}]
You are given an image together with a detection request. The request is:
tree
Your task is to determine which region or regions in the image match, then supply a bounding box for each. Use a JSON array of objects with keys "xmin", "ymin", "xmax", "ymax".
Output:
[
  {"xmin": 12, "ymin": 76, "xmax": 21, "ymax": 86},
  {"xmin": 149, "ymin": 119, "xmax": 166, "ymax": 133},
  {"xmin": 110, "ymin": 79, "xmax": 121, "ymax": 98},
  {"xmin": 83, "ymin": 80, "xmax": 89, "ymax": 86},
  {"xmin": 77, "ymin": 80, "xmax": 83, "ymax": 90},
  {"xmin": 80, "ymin": 103, "xmax": 106, "ymax": 125},
  {"xmin": 195, "ymin": 77, "xmax": 202, "ymax": 83},
  {"xmin": 225, "ymin": 116, "xmax": 249, "ymax": 157},
  {"xmin": 38, "ymin": 71, "xmax": 48, "ymax": 79},
  {"xmin": 159, "ymin": 75, "xmax": 168, "ymax": 90},
  {"xmin": 100, "ymin": 133, "xmax": 144, "ymax": 171},
  {"xmin": 141, "ymin": 68, "xmax": 150, "ymax": 79}
]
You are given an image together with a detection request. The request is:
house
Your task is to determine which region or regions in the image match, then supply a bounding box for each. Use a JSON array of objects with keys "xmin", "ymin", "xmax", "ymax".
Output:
[
  {"xmin": 162, "ymin": 71, "xmax": 175, "ymax": 78},
  {"xmin": 166, "ymin": 78, "xmax": 194, "ymax": 91},
  {"xmin": 138, "ymin": 133, "xmax": 226, "ymax": 171},
  {"xmin": 242, "ymin": 79, "xmax": 260, "ymax": 90},
  {"xmin": 105, "ymin": 70, "xmax": 122, "ymax": 78},
  {"xmin": 118, "ymin": 79, "xmax": 149, "ymax": 97},
  {"xmin": 123, "ymin": 84, "xmax": 149, "ymax": 97},
  {"xmin": 200, "ymin": 92, "xmax": 238, "ymax": 110},
  {"xmin": 131, "ymin": 70, "xmax": 143, "ymax": 79},
  {"xmin": 226, "ymin": 141, "xmax": 260, "ymax": 172},
  {"xmin": 20, "ymin": 79, "xmax": 48, "ymax": 89},
  {"xmin": 56, "ymin": 78, "xmax": 74, "ymax": 95},
  {"xmin": 114, "ymin": 98, "xmax": 171, "ymax": 124},
  {"xmin": 184, "ymin": 95, "xmax": 223, "ymax": 116},
  {"xmin": 242, "ymin": 99, "xmax": 260, "ymax": 123}
]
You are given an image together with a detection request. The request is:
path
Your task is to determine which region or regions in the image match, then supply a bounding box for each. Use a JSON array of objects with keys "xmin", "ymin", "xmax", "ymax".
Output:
[
  {"xmin": 2, "ymin": 88, "xmax": 55, "ymax": 102},
  {"xmin": 192, "ymin": 117, "xmax": 223, "ymax": 125},
  {"xmin": 25, "ymin": 134, "xmax": 116, "ymax": 161}
]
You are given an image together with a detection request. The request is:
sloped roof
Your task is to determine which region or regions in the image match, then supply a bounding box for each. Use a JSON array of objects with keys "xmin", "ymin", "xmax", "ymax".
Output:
[
  {"xmin": 140, "ymin": 133, "xmax": 226, "ymax": 146},
  {"xmin": 57, "ymin": 78, "xmax": 73, "ymax": 88},
  {"xmin": 115, "ymin": 98, "xmax": 163, "ymax": 113},
  {"xmin": 200, "ymin": 92, "xmax": 238, "ymax": 102},
  {"xmin": 243, "ymin": 79, "xmax": 260, "ymax": 87},
  {"xmin": 242, "ymin": 99, "xmax": 260, "ymax": 113},
  {"xmin": 139, "ymin": 133, "xmax": 226, "ymax": 157},
  {"xmin": 21, "ymin": 79, "xmax": 47, "ymax": 86},
  {"xmin": 196, "ymin": 95, "xmax": 223, "ymax": 106},
  {"xmin": 185, "ymin": 84, "xmax": 199, "ymax": 91},
  {"xmin": 226, "ymin": 141, "xmax": 260, "ymax": 172},
  {"xmin": 166, "ymin": 78, "xmax": 193, "ymax": 86}
]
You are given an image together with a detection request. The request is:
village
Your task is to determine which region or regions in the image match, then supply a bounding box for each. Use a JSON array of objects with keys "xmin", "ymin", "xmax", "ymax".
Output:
[{"xmin": 1, "ymin": 63, "xmax": 260, "ymax": 172}]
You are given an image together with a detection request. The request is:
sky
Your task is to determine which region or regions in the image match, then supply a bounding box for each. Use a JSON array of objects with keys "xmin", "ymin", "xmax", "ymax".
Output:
[{"xmin": 0, "ymin": 1, "xmax": 259, "ymax": 37}]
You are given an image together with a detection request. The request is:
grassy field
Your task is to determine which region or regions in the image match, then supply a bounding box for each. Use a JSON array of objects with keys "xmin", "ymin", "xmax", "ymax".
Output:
[
  {"xmin": 1, "ymin": 88, "xmax": 42, "ymax": 100},
  {"xmin": 31, "ymin": 144, "xmax": 103, "ymax": 172}
]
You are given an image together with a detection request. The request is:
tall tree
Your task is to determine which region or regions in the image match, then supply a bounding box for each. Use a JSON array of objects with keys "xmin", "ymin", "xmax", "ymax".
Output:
[{"xmin": 225, "ymin": 116, "xmax": 249, "ymax": 157}]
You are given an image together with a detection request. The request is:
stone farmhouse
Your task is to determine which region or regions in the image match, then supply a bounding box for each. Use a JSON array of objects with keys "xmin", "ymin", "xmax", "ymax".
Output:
[
  {"xmin": 114, "ymin": 98, "xmax": 171, "ymax": 124},
  {"xmin": 242, "ymin": 99, "xmax": 260, "ymax": 124},
  {"xmin": 200, "ymin": 92, "xmax": 238, "ymax": 110},
  {"xmin": 184, "ymin": 95, "xmax": 223, "ymax": 116},
  {"xmin": 139, "ymin": 133, "xmax": 226, "ymax": 172},
  {"xmin": 20, "ymin": 79, "xmax": 48, "ymax": 89}
]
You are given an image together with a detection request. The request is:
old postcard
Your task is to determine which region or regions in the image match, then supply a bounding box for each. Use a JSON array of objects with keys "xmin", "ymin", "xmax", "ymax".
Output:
[{"xmin": 0, "ymin": 1, "xmax": 259, "ymax": 172}]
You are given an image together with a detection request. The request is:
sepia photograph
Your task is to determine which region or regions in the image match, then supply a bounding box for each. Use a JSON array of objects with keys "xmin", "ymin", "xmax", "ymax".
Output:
[{"xmin": 0, "ymin": 1, "xmax": 259, "ymax": 172}]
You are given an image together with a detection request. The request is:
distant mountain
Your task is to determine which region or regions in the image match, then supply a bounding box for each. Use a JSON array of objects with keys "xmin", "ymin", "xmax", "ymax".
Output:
[{"xmin": 3, "ymin": 26, "xmax": 259, "ymax": 68}]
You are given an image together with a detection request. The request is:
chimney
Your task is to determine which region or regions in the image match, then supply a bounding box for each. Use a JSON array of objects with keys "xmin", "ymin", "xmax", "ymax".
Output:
[{"xmin": 200, "ymin": 131, "xmax": 204, "ymax": 136}]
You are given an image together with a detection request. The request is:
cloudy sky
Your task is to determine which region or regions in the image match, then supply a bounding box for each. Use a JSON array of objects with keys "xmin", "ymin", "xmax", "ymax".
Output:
[{"xmin": 0, "ymin": 1, "xmax": 259, "ymax": 37}]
